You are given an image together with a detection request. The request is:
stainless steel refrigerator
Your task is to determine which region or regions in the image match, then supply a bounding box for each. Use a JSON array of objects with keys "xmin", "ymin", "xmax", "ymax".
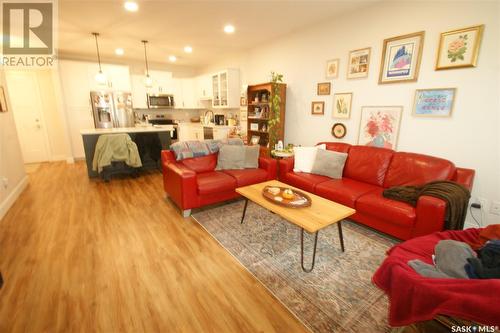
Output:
[{"xmin": 90, "ymin": 91, "xmax": 134, "ymax": 129}]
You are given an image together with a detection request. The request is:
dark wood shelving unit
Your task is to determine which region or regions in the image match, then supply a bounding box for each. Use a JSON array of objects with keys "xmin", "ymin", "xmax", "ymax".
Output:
[{"xmin": 246, "ymin": 82, "xmax": 286, "ymax": 156}]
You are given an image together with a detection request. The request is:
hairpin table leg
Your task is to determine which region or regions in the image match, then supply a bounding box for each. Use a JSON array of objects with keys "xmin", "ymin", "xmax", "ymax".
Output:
[
  {"xmin": 301, "ymin": 229, "xmax": 319, "ymax": 272},
  {"xmin": 337, "ymin": 221, "xmax": 345, "ymax": 252},
  {"xmin": 240, "ymin": 198, "xmax": 249, "ymax": 224}
]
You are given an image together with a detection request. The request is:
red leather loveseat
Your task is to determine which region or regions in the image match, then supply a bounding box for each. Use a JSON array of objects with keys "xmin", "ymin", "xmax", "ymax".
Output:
[
  {"xmin": 279, "ymin": 142, "xmax": 475, "ymax": 240},
  {"xmin": 161, "ymin": 150, "xmax": 277, "ymax": 217}
]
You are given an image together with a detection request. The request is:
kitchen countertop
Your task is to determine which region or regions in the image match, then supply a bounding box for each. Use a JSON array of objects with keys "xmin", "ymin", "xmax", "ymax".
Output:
[
  {"xmin": 177, "ymin": 122, "xmax": 236, "ymax": 128},
  {"xmin": 80, "ymin": 125, "xmax": 175, "ymax": 135}
]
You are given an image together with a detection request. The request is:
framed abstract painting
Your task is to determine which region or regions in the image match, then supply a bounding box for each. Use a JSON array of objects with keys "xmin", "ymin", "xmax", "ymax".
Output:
[
  {"xmin": 358, "ymin": 106, "xmax": 402, "ymax": 149},
  {"xmin": 436, "ymin": 25, "xmax": 484, "ymax": 70},
  {"xmin": 413, "ymin": 88, "xmax": 456, "ymax": 117},
  {"xmin": 332, "ymin": 92, "xmax": 352, "ymax": 119},
  {"xmin": 379, "ymin": 31, "xmax": 425, "ymax": 84}
]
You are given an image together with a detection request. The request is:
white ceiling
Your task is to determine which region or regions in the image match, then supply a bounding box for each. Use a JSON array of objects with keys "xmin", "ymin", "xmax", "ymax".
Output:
[{"xmin": 58, "ymin": 0, "xmax": 375, "ymax": 69}]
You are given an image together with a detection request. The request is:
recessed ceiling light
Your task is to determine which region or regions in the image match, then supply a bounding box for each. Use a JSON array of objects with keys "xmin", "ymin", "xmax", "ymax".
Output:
[
  {"xmin": 184, "ymin": 46, "xmax": 193, "ymax": 54},
  {"xmin": 224, "ymin": 24, "xmax": 235, "ymax": 34},
  {"xmin": 124, "ymin": 1, "xmax": 138, "ymax": 12},
  {"xmin": 168, "ymin": 55, "xmax": 177, "ymax": 62},
  {"xmin": 115, "ymin": 48, "xmax": 124, "ymax": 56}
]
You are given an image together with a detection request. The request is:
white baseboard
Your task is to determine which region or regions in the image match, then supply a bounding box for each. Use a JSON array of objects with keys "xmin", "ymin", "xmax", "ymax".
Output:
[
  {"xmin": 66, "ymin": 157, "xmax": 75, "ymax": 164},
  {"xmin": 50, "ymin": 155, "xmax": 67, "ymax": 162},
  {"xmin": 0, "ymin": 176, "xmax": 29, "ymax": 221}
]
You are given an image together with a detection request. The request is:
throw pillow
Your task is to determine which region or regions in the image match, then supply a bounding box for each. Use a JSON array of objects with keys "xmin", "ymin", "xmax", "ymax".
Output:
[
  {"xmin": 293, "ymin": 144, "xmax": 326, "ymax": 173},
  {"xmin": 244, "ymin": 145, "xmax": 260, "ymax": 168},
  {"xmin": 311, "ymin": 149, "xmax": 348, "ymax": 179},
  {"xmin": 216, "ymin": 144, "xmax": 246, "ymax": 170}
]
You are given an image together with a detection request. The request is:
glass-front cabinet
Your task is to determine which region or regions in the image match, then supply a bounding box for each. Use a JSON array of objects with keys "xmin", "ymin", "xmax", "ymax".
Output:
[{"xmin": 210, "ymin": 69, "xmax": 240, "ymax": 109}]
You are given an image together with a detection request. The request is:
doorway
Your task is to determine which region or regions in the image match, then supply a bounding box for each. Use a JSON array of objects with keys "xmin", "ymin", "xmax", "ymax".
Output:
[{"xmin": 5, "ymin": 71, "xmax": 51, "ymax": 164}]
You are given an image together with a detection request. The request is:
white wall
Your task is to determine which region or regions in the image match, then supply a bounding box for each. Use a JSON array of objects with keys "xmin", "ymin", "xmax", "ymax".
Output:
[
  {"xmin": 203, "ymin": 1, "xmax": 500, "ymax": 225},
  {"xmin": 0, "ymin": 70, "xmax": 28, "ymax": 220}
]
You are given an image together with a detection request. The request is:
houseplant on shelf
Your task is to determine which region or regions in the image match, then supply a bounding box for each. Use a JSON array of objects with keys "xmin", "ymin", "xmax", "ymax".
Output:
[{"xmin": 268, "ymin": 71, "xmax": 283, "ymax": 150}]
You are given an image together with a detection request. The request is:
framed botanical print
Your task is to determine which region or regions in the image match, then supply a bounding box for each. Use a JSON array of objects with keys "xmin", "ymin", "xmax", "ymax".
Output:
[
  {"xmin": 326, "ymin": 58, "xmax": 339, "ymax": 79},
  {"xmin": 358, "ymin": 106, "xmax": 402, "ymax": 149},
  {"xmin": 331, "ymin": 123, "xmax": 347, "ymax": 139},
  {"xmin": 413, "ymin": 88, "xmax": 456, "ymax": 117},
  {"xmin": 436, "ymin": 25, "xmax": 484, "ymax": 70},
  {"xmin": 379, "ymin": 31, "xmax": 424, "ymax": 84},
  {"xmin": 311, "ymin": 101, "xmax": 325, "ymax": 115},
  {"xmin": 0, "ymin": 87, "xmax": 7, "ymax": 112},
  {"xmin": 347, "ymin": 47, "xmax": 371, "ymax": 79},
  {"xmin": 317, "ymin": 82, "xmax": 331, "ymax": 95},
  {"xmin": 332, "ymin": 93, "xmax": 352, "ymax": 119}
]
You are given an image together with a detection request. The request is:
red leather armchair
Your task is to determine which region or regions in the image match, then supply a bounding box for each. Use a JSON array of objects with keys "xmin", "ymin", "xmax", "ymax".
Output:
[
  {"xmin": 162, "ymin": 150, "xmax": 277, "ymax": 216},
  {"xmin": 279, "ymin": 143, "xmax": 475, "ymax": 240}
]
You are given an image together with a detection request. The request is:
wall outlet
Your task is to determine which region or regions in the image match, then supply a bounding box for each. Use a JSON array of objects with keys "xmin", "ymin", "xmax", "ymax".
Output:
[
  {"xmin": 490, "ymin": 201, "xmax": 500, "ymax": 215},
  {"xmin": 1, "ymin": 177, "xmax": 8, "ymax": 189}
]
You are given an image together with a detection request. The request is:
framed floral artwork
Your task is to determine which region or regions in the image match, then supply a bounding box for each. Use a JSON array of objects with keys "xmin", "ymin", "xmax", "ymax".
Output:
[
  {"xmin": 347, "ymin": 47, "xmax": 371, "ymax": 79},
  {"xmin": 326, "ymin": 59, "xmax": 339, "ymax": 79},
  {"xmin": 379, "ymin": 31, "xmax": 424, "ymax": 84},
  {"xmin": 317, "ymin": 82, "xmax": 331, "ymax": 95},
  {"xmin": 358, "ymin": 106, "xmax": 402, "ymax": 149},
  {"xmin": 413, "ymin": 88, "xmax": 456, "ymax": 117},
  {"xmin": 0, "ymin": 87, "xmax": 7, "ymax": 112},
  {"xmin": 332, "ymin": 92, "xmax": 352, "ymax": 119},
  {"xmin": 331, "ymin": 123, "xmax": 346, "ymax": 139},
  {"xmin": 436, "ymin": 25, "xmax": 484, "ymax": 70},
  {"xmin": 311, "ymin": 101, "xmax": 325, "ymax": 115}
]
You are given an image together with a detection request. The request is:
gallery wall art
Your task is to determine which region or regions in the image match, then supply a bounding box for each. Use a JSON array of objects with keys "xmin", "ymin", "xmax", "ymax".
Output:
[
  {"xmin": 332, "ymin": 93, "xmax": 352, "ymax": 119},
  {"xmin": 379, "ymin": 31, "xmax": 425, "ymax": 84},
  {"xmin": 413, "ymin": 88, "xmax": 456, "ymax": 117},
  {"xmin": 347, "ymin": 48, "xmax": 371, "ymax": 79},
  {"xmin": 436, "ymin": 25, "xmax": 484, "ymax": 70},
  {"xmin": 358, "ymin": 106, "xmax": 402, "ymax": 149},
  {"xmin": 326, "ymin": 59, "xmax": 339, "ymax": 79}
]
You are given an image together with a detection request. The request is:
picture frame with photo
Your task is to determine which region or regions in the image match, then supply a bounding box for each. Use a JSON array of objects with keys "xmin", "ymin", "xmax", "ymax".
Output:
[
  {"xmin": 332, "ymin": 92, "xmax": 353, "ymax": 119},
  {"xmin": 250, "ymin": 135, "xmax": 260, "ymax": 145},
  {"xmin": 347, "ymin": 47, "xmax": 371, "ymax": 79},
  {"xmin": 379, "ymin": 31, "xmax": 425, "ymax": 84},
  {"xmin": 311, "ymin": 101, "xmax": 325, "ymax": 115},
  {"xmin": 250, "ymin": 123, "xmax": 259, "ymax": 131},
  {"xmin": 326, "ymin": 58, "xmax": 339, "ymax": 79},
  {"xmin": 413, "ymin": 88, "xmax": 456, "ymax": 117},
  {"xmin": 240, "ymin": 96, "xmax": 247, "ymax": 106},
  {"xmin": 0, "ymin": 87, "xmax": 7, "ymax": 113},
  {"xmin": 436, "ymin": 25, "xmax": 484, "ymax": 70},
  {"xmin": 358, "ymin": 106, "xmax": 402, "ymax": 149},
  {"xmin": 317, "ymin": 82, "xmax": 331, "ymax": 95}
]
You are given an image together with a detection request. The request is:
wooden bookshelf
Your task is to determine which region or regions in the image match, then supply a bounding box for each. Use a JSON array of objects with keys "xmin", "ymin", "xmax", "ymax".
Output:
[{"xmin": 246, "ymin": 82, "xmax": 287, "ymax": 156}]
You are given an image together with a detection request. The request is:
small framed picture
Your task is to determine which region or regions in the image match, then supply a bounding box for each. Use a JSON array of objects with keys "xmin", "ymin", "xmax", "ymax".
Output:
[
  {"xmin": 0, "ymin": 87, "xmax": 7, "ymax": 112},
  {"xmin": 240, "ymin": 96, "xmax": 247, "ymax": 106},
  {"xmin": 332, "ymin": 93, "xmax": 353, "ymax": 119},
  {"xmin": 436, "ymin": 25, "xmax": 484, "ymax": 70},
  {"xmin": 317, "ymin": 82, "xmax": 331, "ymax": 95},
  {"xmin": 326, "ymin": 59, "xmax": 339, "ymax": 79},
  {"xmin": 331, "ymin": 123, "xmax": 347, "ymax": 139},
  {"xmin": 413, "ymin": 88, "xmax": 456, "ymax": 117},
  {"xmin": 379, "ymin": 31, "xmax": 425, "ymax": 84},
  {"xmin": 250, "ymin": 123, "xmax": 259, "ymax": 131},
  {"xmin": 250, "ymin": 135, "xmax": 260, "ymax": 145},
  {"xmin": 311, "ymin": 101, "xmax": 325, "ymax": 115},
  {"xmin": 347, "ymin": 47, "xmax": 371, "ymax": 79}
]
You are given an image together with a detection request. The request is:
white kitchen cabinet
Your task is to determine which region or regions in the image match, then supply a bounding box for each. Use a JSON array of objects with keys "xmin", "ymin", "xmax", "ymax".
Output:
[
  {"xmin": 131, "ymin": 74, "xmax": 148, "ymax": 108},
  {"xmin": 211, "ymin": 69, "xmax": 240, "ymax": 109},
  {"xmin": 87, "ymin": 63, "xmax": 131, "ymax": 91},
  {"xmin": 131, "ymin": 70, "xmax": 173, "ymax": 109},
  {"xmin": 173, "ymin": 78, "xmax": 197, "ymax": 109},
  {"xmin": 212, "ymin": 127, "xmax": 230, "ymax": 140},
  {"xmin": 196, "ymin": 74, "xmax": 212, "ymax": 100},
  {"xmin": 149, "ymin": 70, "xmax": 173, "ymax": 94},
  {"xmin": 177, "ymin": 123, "xmax": 203, "ymax": 141}
]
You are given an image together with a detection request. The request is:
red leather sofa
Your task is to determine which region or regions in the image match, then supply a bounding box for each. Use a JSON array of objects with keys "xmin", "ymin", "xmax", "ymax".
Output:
[
  {"xmin": 279, "ymin": 142, "xmax": 475, "ymax": 240},
  {"xmin": 161, "ymin": 150, "xmax": 277, "ymax": 216}
]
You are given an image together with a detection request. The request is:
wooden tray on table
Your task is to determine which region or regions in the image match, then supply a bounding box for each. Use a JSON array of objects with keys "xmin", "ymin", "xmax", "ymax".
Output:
[{"xmin": 262, "ymin": 186, "xmax": 312, "ymax": 208}]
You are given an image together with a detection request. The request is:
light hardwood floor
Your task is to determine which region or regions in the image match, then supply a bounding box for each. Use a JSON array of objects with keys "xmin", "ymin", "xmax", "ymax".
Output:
[{"xmin": 0, "ymin": 162, "xmax": 308, "ymax": 333}]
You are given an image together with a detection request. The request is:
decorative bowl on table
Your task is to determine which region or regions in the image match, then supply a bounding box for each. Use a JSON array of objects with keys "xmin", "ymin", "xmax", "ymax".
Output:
[
  {"xmin": 262, "ymin": 186, "xmax": 311, "ymax": 208},
  {"xmin": 271, "ymin": 150, "xmax": 294, "ymax": 158}
]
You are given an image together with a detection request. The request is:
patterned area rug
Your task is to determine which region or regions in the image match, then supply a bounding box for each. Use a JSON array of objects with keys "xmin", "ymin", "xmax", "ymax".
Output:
[{"xmin": 192, "ymin": 200, "xmax": 398, "ymax": 333}]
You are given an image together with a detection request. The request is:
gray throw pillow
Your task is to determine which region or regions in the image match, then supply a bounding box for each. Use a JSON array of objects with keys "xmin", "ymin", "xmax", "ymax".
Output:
[
  {"xmin": 244, "ymin": 145, "xmax": 260, "ymax": 168},
  {"xmin": 311, "ymin": 149, "xmax": 348, "ymax": 179},
  {"xmin": 216, "ymin": 144, "xmax": 246, "ymax": 170}
]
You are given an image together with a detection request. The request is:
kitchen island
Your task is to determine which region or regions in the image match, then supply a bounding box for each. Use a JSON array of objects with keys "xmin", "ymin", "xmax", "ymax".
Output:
[{"xmin": 80, "ymin": 125, "xmax": 175, "ymax": 178}]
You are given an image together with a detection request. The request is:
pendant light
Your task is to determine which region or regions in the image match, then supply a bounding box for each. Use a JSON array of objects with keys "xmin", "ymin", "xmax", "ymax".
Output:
[
  {"xmin": 92, "ymin": 32, "xmax": 107, "ymax": 85},
  {"xmin": 142, "ymin": 40, "xmax": 153, "ymax": 88}
]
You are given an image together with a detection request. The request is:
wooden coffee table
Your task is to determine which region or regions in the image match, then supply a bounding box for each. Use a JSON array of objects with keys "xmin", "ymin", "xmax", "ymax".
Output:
[{"xmin": 236, "ymin": 180, "xmax": 356, "ymax": 272}]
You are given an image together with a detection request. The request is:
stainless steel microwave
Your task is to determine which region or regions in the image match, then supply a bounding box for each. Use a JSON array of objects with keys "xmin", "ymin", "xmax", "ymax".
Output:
[{"xmin": 147, "ymin": 93, "xmax": 175, "ymax": 109}]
